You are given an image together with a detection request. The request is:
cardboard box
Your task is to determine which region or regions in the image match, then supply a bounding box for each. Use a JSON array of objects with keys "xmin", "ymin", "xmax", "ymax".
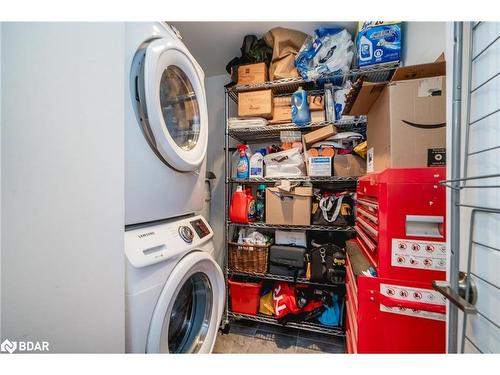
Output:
[
  {"xmin": 238, "ymin": 90, "xmax": 273, "ymax": 118},
  {"xmin": 266, "ymin": 186, "xmax": 312, "ymax": 225},
  {"xmin": 303, "ymin": 125, "xmax": 337, "ymax": 145},
  {"xmin": 237, "ymin": 63, "xmax": 268, "ymax": 85},
  {"xmin": 333, "ymin": 154, "xmax": 366, "ymax": 177},
  {"xmin": 311, "ymin": 110, "xmax": 326, "ymax": 123},
  {"xmin": 308, "ymin": 95, "xmax": 324, "ymax": 111},
  {"xmin": 366, "ymin": 60, "xmax": 446, "ymax": 172},
  {"xmin": 308, "ymin": 156, "xmax": 332, "ymax": 177},
  {"xmin": 269, "ymin": 96, "xmax": 292, "ymax": 124}
]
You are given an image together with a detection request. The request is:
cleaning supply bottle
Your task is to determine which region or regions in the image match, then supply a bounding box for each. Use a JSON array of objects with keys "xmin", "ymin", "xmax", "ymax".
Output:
[
  {"xmin": 236, "ymin": 144, "xmax": 250, "ymax": 179},
  {"xmin": 249, "ymin": 148, "xmax": 265, "ymax": 178},
  {"xmin": 359, "ymin": 35, "xmax": 373, "ymax": 62},
  {"xmin": 291, "ymin": 87, "xmax": 311, "ymax": 126},
  {"xmin": 255, "ymin": 184, "xmax": 266, "ymax": 222},
  {"xmin": 229, "ymin": 185, "xmax": 248, "ymax": 224},
  {"xmin": 245, "ymin": 186, "xmax": 256, "ymax": 222}
]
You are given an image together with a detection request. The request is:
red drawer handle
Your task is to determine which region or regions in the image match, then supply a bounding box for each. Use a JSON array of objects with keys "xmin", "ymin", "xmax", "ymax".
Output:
[{"xmin": 378, "ymin": 293, "xmax": 446, "ymax": 314}]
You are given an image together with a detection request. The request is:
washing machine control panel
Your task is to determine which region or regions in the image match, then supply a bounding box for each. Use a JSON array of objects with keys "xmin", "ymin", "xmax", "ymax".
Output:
[
  {"xmin": 178, "ymin": 225, "xmax": 194, "ymax": 243},
  {"xmin": 189, "ymin": 218, "xmax": 211, "ymax": 239}
]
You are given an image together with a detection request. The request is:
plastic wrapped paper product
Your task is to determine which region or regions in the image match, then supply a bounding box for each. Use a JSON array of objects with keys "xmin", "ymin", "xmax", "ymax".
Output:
[
  {"xmin": 295, "ymin": 28, "xmax": 354, "ymax": 82},
  {"xmin": 334, "ymin": 80, "xmax": 352, "ymax": 120}
]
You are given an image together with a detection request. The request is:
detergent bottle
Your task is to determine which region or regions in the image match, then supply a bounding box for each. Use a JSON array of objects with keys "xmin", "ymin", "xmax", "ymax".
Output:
[
  {"xmin": 245, "ymin": 186, "xmax": 256, "ymax": 222},
  {"xmin": 249, "ymin": 148, "xmax": 265, "ymax": 178},
  {"xmin": 236, "ymin": 144, "xmax": 250, "ymax": 179},
  {"xmin": 229, "ymin": 185, "xmax": 248, "ymax": 224},
  {"xmin": 255, "ymin": 184, "xmax": 266, "ymax": 222},
  {"xmin": 291, "ymin": 87, "xmax": 311, "ymax": 126}
]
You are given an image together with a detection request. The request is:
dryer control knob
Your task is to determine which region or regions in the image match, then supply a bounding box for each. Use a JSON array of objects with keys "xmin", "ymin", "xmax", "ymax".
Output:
[{"xmin": 179, "ymin": 226, "xmax": 194, "ymax": 243}]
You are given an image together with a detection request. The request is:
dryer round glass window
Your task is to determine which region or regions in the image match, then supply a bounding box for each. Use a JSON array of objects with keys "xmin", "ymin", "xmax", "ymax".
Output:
[
  {"xmin": 161, "ymin": 272, "xmax": 212, "ymax": 353},
  {"xmin": 159, "ymin": 65, "xmax": 200, "ymax": 151}
]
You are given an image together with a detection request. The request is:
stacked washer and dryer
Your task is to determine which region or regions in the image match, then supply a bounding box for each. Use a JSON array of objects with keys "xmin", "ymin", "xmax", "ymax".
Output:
[{"xmin": 124, "ymin": 22, "xmax": 225, "ymax": 354}]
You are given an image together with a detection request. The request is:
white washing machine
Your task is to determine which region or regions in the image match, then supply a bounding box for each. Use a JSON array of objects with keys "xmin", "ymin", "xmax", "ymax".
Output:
[
  {"xmin": 125, "ymin": 214, "xmax": 225, "ymax": 353},
  {"xmin": 125, "ymin": 22, "xmax": 208, "ymax": 225}
]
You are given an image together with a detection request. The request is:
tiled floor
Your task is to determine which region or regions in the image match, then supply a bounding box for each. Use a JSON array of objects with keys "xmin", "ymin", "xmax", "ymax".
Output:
[{"xmin": 213, "ymin": 320, "xmax": 346, "ymax": 354}]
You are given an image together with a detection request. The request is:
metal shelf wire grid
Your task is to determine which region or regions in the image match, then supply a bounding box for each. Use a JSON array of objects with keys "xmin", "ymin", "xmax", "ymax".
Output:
[
  {"xmin": 227, "ymin": 176, "xmax": 358, "ymax": 184},
  {"xmin": 226, "ymin": 62, "xmax": 400, "ymax": 99},
  {"xmin": 227, "ymin": 118, "xmax": 367, "ymax": 143},
  {"xmin": 228, "ymin": 269, "xmax": 345, "ymax": 288},
  {"xmin": 227, "ymin": 221, "xmax": 356, "ymax": 232},
  {"xmin": 227, "ymin": 311, "xmax": 345, "ymax": 337}
]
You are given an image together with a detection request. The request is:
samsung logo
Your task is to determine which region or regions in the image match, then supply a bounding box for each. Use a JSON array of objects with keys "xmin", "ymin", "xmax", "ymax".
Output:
[{"xmin": 138, "ymin": 231, "xmax": 155, "ymax": 239}]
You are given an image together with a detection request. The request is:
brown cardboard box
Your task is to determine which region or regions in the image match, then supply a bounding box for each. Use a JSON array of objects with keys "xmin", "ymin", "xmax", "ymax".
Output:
[
  {"xmin": 238, "ymin": 90, "xmax": 273, "ymax": 118},
  {"xmin": 308, "ymin": 95, "xmax": 324, "ymax": 111},
  {"xmin": 269, "ymin": 96, "xmax": 292, "ymax": 124},
  {"xmin": 266, "ymin": 186, "xmax": 312, "ymax": 225},
  {"xmin": 333, "ymin": 154, "xmax": 366, "ymax": 177},
  {"xmin": 237, "ymin": 63, "xmax": 268, "ymax": 85},
  {"xmin": 303, "ymin": 125, "xmax": 337, "ymax": 145},
  {"xmin": 311, "ymin": 110, "xmax": 326, "ymax": 123},
  {"xmin": 367, "ymin": 72, "xmax": 446, "ymax": 172}
]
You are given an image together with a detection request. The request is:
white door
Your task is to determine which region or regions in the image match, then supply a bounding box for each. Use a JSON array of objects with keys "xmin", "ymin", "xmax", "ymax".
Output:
[
  {"xmin": 146, "ymin": 251, "xmax": 225, "ymax": 353},
  {"xmin": 438, "ymin": 22, "xmax": 500, "ymax": 353},
  {"xmin": 134, "ymin": 38, "xmax": 208, "ymax": 172}
]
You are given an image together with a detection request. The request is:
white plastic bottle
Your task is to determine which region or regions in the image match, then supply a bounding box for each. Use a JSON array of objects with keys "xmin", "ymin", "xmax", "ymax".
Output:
[{"xmin": 249, "ymin": 149, "xmax": 265, "ymax": 178}]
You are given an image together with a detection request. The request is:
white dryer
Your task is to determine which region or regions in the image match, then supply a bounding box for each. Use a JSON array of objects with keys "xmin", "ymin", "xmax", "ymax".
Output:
[
  {"xmin": 125, "ymin": 215, "xmax": 225, "ymax": 353},
  {"xmin": 125, "ymin": 22, "xmax": 208, "ymax": 225}
]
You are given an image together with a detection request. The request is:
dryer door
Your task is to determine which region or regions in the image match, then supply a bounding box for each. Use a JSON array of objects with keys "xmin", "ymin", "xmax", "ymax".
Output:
[
  {"xmin": 137, "ymin": 38, "xmax": 208, "ymax": 172},
  {"xmin": 146, "ymin": 251, "xmax": 224, "ymax": 353}
]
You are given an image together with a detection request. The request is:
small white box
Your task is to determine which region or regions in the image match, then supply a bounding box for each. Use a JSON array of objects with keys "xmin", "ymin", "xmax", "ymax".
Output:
[
  {"xmin": 308, "ymin": 156, "xmax": 332, "ymax": 177},
  {"xmin": 275, "ymin": 230, "xmax": 307, "ymax": 248}
]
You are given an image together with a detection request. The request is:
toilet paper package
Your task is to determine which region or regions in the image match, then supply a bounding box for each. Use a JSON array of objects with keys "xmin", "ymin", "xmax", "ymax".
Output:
[{"xmin": 356, "ymin": 22, "xmax": 401, "ymax": 68}]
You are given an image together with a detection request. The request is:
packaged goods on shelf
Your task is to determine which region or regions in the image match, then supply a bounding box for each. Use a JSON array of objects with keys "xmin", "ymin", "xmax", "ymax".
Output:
[
  {"xmin": 275, "ymin": 230, "xmax": 307, "ymax": 247},
  {"xmin": 270, "ymin": 97, "xmax": 292, "ymax": 124},
  {"xmin": 228, "ymin": 117, "xmax": 268, "ymax": 129},
  {"xmin": 356, "ymin": 22, "xmax": 402, "ymax": 68},
  {"xmin": 263, "ymin": 148, "xmax": 305, "ymax": 177},
  {"xmin": 295, "ymin": 28, "xmax": 354, "ymax": 81},
  {"xmin": 237, "ymin": 62, "xmax": 268, "ymax": 85},
  {"xmin": 311, "ymin": 110, "xmax": 326, "ymax": 123},
  {"xmin": 303, "ymin": 125, "xmax": 337, "ymax": 145},
  {"xmin": 238, "ymin": 89, "xmax": 273, "ymax": 118},
  {"xmin": 333, "ymin": 154, "xmax": 366, "ymax": 177},
  {"xmin": 265, "ymin": 185, "xmax": 313, "ymax": 226},
  {"xmin": 308, "ymin": 95, "xmax": 324, "ymax": 111},
  {"xmin": 291, "ymin": 87, "xmax": 311, "ymax": 125}
]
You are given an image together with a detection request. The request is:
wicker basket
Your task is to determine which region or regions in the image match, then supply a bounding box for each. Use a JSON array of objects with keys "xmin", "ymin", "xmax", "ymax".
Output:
[{"xmin": 228, "ymin": 241, "xmax": 270, "ymax": 274}]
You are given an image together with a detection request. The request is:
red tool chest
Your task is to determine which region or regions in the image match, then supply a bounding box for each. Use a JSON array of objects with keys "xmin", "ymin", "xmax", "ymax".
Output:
[{"xmin": 346, "ymin": 168, "xmax": 447, "ymax": 354}]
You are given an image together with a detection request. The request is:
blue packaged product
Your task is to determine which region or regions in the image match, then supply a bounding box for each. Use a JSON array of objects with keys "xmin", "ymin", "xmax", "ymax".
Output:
[{"xmin": 356, "ymin": 22, "xmax": 401, "ymax": 67}]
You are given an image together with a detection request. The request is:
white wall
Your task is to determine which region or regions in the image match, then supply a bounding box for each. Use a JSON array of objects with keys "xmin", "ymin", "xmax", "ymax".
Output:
[
  {"xmin": 1, "ymin": 23, "xmax": 125, "ymax": 353},
  {"xmin": 404, "ymin": 22, "xmax": 447, "ymax": 65},
  {"xmin": 0, "ymin": 22, "xmax": 2, "ymax": 340},
  {"xmin": 205, "ymin": 74, "xmax": 230, "ymax": 267}
]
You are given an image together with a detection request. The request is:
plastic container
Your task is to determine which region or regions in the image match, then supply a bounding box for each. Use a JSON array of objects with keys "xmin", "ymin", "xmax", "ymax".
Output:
[
  {"xmin": 245, "ymin": 186, "xmax": 256, "ymax": 222},
  {"xmin": 228, "ymin": 279, "xmax": 263, "ymax": 315},
  {"xmin": 229, "ymin": 186, "xmax": 248, "ymax": 223},
  {"xmin": 249, "ymin": 149, "xmax": 265, "ymax": 178},
  {"xmin": 236, "ymin": 144, "xmax": 250, "ymax": 179},
  {"xmin": 291, "ymin": 87, "xmax": 311, "ymax": 126},
  {"xmin": 255, "ymin": 184, "xmax": 266, "ymax": 222}
]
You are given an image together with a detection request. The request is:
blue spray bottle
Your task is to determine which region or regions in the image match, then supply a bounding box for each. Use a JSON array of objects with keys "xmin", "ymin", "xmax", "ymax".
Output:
[{"xmin": 236, "ymin": 144, "xmax": 250, "ymax": 179}]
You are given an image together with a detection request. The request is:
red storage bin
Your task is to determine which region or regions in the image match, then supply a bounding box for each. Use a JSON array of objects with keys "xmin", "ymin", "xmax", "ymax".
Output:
[{"xmin": 228, "ymin": 279, "xmax": 263, "ymax": 315}]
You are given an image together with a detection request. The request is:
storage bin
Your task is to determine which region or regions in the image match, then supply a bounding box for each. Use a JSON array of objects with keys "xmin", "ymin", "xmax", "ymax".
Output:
[
  {"xmin": 228, "ymin": 241, "xmax": 270, "ymax": 274},
  {"xmin": 228, "ymin": 279, "xmax": 263, "ymax": 315}
]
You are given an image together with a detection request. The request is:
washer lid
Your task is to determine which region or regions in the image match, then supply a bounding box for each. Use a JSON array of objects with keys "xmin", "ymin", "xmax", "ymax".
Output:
[
  {"xmin": 140, "ymin": 38, "xmax": 208, "ymax": 172},
  {"xmin": 146, "ymin": 251, "xmax": 225, "ymax": 353}
]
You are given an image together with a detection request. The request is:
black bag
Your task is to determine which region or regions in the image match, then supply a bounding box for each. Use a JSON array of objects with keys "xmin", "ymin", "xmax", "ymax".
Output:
[
  {"xmin": 310, "ymin": 243, "xmax": 347, "ymax": 284},
  {"xmin": 225, "ymin": 35, "xmax": 273, "ymax": 86},
  {"xmin": 311, "ymin": 190, "xmax": 354, "ymax": 227},
  {"xmin": 269, "ymin": 245, "xmax": 306, "ymax": 279}
]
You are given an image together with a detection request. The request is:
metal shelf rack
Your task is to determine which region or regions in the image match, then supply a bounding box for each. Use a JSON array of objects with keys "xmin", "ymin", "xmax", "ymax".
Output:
[
  {"xmin": 228, "ymin": 269, "xmax": 346, "ymax": 289},
  {"xmin": 227, "ymin": 118, "xmax": 367, "ymax": 143},
  {"xmin": 222, "ymin": 62, "xmax": 389, "ymax": 340},
  {"xmin": 228, "ymin": 221, "xmax": 356, "ymax": 233},
  {"xmin": 228, "ymin": 312, "xmax": 345, "ymax": 337}
]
